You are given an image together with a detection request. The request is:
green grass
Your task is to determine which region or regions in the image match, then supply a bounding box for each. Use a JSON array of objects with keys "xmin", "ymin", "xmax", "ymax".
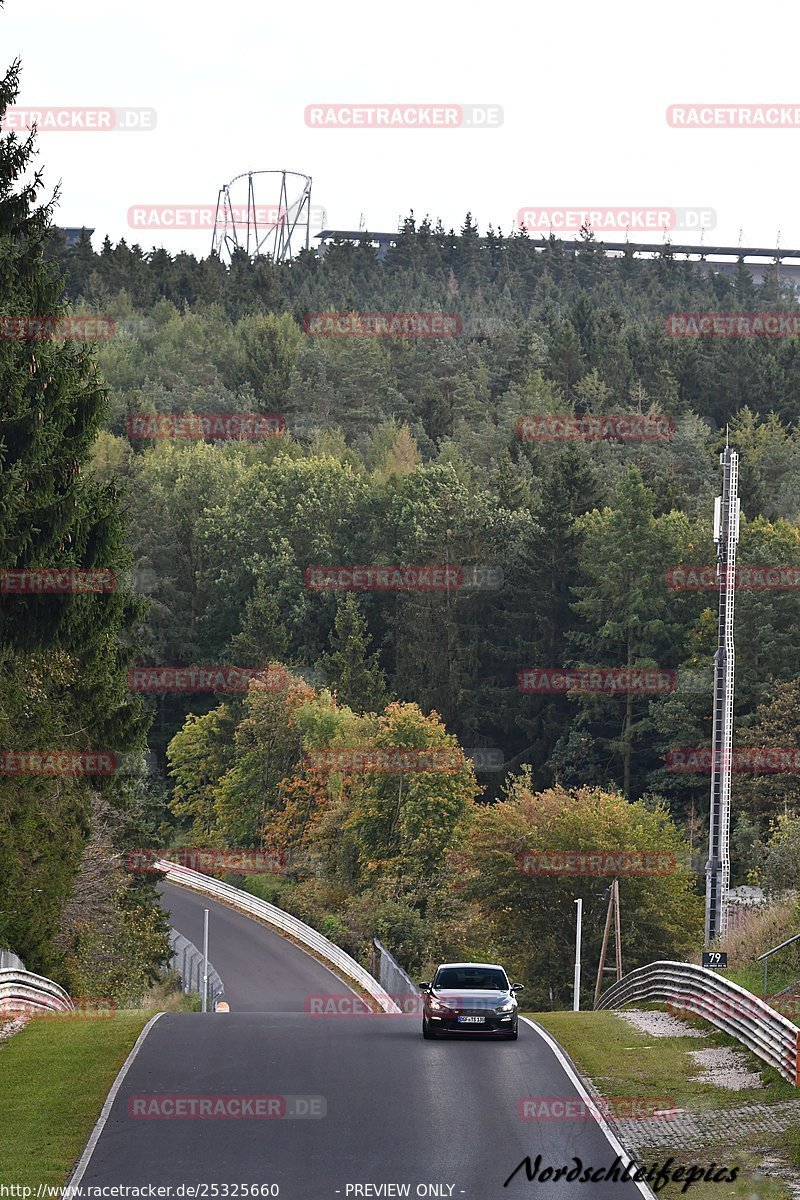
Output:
[
  {"xmin": 533, "ymin": 1010, "xmax": 794, "ymax": 1110},
  {"xmin": 527, "ymin": 1009, "xmax": 797, "ymax": 1199},
  {"xmin": 0, "ymin": 1012, "xmax": 152, "ymax": 1186},
  {"xmin": 725, "ymin": 962, "xmax": 775, "ymax": 995},
  {"xmin": 726, "ymin": 962, "xmax": 800, "ymax": 1027}
]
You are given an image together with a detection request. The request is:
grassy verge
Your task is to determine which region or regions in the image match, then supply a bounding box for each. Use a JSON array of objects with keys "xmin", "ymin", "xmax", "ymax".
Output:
[
  {"xmin": 529, "ymin": 1009, "xmax": 797, "ymax": 1199},
  {"xmin": 0, "ymin": 1011, "xmax": 152, "ymax": 1187},
  {"xmin": 726, "ymin": 962, "xmax": 800, "ymax": 1027}
]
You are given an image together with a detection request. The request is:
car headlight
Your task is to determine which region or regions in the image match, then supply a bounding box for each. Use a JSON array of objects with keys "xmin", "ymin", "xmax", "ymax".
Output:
[
  {"xmin": 430, "ymin": 998, "xmax": 449, "ymax": 1011},
  {"xmin": 497, "ymin": 1000, "xmax": 516, "ymax": 1013}
]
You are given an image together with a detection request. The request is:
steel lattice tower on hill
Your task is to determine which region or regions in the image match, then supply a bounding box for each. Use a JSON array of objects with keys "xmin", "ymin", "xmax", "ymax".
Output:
[{"xmin": 705, "ymin": 446, "xmax": 740, "ymax": 946}]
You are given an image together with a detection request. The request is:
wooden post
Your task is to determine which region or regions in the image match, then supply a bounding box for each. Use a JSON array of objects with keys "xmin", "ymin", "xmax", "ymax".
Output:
[
  {"xmin": 594, "ymin": 885, "xmax": 615, "ymax": 1008},
  {"xmin": 593, "ymin": 878, "xmax": 623, "ymax": 1008},
  {"xmin": 613, "ymin": 877, "xmax": 623, "ymax": 981}
]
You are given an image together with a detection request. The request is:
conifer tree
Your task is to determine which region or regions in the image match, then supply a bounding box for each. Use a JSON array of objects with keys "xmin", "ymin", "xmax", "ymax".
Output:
[
  {"xmin": 0, "ymin": 54, "xmax": 148, "ymax": 972},
  {"xmin": 320, "ymin": 594, "xmax": 388, "ymax": 714}
]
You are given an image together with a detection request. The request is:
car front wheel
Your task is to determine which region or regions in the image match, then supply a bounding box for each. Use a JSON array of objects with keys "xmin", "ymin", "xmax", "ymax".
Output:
[{"xmin": 422, "ymin": 1016, "xmax": 436, "ymax": 1039}]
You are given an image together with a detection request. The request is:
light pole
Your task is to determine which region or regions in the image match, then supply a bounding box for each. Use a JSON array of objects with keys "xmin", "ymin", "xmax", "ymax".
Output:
[
  {"xmin": 573, "ymin": 898, "xmax": 582, "ymax": 1011},
  {"xmin": 201, "ymin": 908, "xmax": 209, "ymax": 1013}
]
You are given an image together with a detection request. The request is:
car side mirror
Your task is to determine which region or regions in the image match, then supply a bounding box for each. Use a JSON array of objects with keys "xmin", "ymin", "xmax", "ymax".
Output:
[
  {"xmin": 511, "ymin": 984, "xmax": 525, "ymax": 992},
  {"xmin": 418, "ymin": 982, "xmax": 431, "ymax": 991}
]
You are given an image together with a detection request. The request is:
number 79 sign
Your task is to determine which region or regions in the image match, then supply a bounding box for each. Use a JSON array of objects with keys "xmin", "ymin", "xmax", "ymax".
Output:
[{"xmin": 702, "ymin": 951, "xmax": 728, "ymax": 969}]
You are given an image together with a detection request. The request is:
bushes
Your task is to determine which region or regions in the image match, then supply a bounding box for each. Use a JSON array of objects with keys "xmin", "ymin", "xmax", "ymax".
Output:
[
  {"xmin": 457, "ymin": 779, "xmax": 702, "ymax": 1009},
  {"xmin": 721, "ymin": 897, "xmax": 800, "ymax": 972}
]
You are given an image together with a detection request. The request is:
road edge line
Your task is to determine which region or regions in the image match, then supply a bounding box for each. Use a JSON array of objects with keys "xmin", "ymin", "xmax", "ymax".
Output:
[
  {"xmin": 68, "ymin": 1011, "xmax": 165, "ymax": 1186},
  {"xmin": 519, "ymin": 1016, "xmax": 657, "ymax": 1199}
]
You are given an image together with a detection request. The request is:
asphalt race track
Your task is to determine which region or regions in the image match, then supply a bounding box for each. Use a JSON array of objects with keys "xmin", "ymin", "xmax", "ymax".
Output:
[
  {"xmin": 157, "ymin": 881, "xmax": 345, "ymax": 1011},
  {"xmin": 72, "ymin": 883, "xmax": 654, "ymax": 1199}
]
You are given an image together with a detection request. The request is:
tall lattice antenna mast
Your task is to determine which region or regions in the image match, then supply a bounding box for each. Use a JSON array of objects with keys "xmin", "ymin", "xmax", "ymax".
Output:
[{"xmin": 705, "ymin": 446, "xmax": 740, "ymax": 945}]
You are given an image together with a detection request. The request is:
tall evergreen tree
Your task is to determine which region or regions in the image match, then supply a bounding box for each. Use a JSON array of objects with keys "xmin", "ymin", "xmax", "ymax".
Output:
[
  {"xmin": 0, "ymin": 55, "xmax": 148, "ymax": 973},
  {"xmin": 556, "ymin": 468, "xmax": 692, "ymax": 798},
  {"xmin": 504, "ymin": 446, "xmax": 602, "ymax": 782},
  {"xmin": 320, "ymin": 593, "xmax": 388, "ymax": 714}
]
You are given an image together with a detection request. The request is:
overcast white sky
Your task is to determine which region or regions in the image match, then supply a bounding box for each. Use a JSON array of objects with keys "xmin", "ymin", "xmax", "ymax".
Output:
[{"xmin": 3, "ymin": 0, "xmax": 798, "ymax": 258}]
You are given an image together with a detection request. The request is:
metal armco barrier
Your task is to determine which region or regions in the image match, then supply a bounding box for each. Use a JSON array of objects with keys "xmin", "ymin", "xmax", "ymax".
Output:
[
  {"xmin": 597, "ymin": 959, "xmax": 800, "ymax": 1085},
  {"xmin": 155, "ymin": 859, "xmax": 401, "ymax": 1013},
  {"xmin": 0, "ymin": 968, "xmax": 73, "ymax": 1014}
]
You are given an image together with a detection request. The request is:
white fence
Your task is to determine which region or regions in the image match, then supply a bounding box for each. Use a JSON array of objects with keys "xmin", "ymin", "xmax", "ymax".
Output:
[
  {"xmin": 156, "ymin": 859, "xmax": 401, "ymax": 1013},
  {"xmin": 597, "ymin": 959, "xmax": 800, "ymax": 1085}
]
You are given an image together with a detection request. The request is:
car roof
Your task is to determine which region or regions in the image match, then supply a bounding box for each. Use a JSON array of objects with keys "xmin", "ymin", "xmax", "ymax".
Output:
[{"xmin": 435, "ymin": 962, "xmax": 506, "ymax": 971}]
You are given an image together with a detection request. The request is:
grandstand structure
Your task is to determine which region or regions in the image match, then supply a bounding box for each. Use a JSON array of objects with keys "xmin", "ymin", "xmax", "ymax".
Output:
[{"xmin": 315, "ymin": 229, "xmax": 800, "ymax": 287}]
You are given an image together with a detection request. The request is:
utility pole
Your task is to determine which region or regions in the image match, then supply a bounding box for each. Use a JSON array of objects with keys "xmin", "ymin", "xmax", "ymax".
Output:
[
  {"xmin": 593, "ymin": 878, "xmax": 623, "ymax": 1007},
  {"xmin": 613, "ymin": 878, "xmax": 622, "ymax": 980},
  {"xmin": 705, "ymin": 445, "xmax": 740, "ymax": 947}
]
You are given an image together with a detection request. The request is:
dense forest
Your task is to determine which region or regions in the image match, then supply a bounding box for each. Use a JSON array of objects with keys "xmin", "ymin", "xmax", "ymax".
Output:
[{"xmin": 5, "ymin": 57, "xmax": 800, "ymax": 1003}]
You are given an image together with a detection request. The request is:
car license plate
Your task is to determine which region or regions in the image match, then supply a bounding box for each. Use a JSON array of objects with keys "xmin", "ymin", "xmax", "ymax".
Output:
[{"xmin": 458, "ymin": 1015, "xmax": 485, "ymax": 1023}]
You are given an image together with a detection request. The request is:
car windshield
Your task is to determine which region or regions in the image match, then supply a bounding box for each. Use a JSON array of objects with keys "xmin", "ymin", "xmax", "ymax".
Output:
[{"xmin": 434, "ymin": 967, "xmax": 509, "ymax": 991}]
